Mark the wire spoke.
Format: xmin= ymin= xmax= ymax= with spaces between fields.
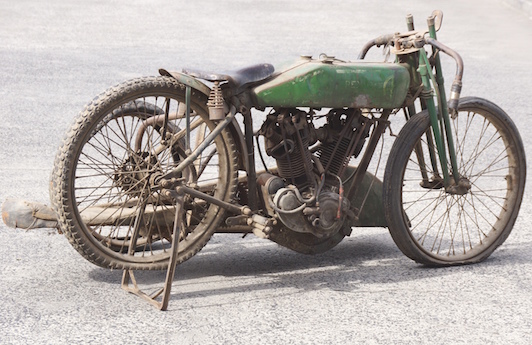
xmin=396 ymin=104 xmax=521 ymax=263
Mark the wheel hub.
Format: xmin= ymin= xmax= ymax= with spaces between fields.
xmin=446 ymin=177 xmax=471 ymax=195
xmin=114 ymin=152 xmax=160 ymax=198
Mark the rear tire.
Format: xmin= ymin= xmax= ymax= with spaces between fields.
xmin=50 ymin=76 xmax=238 ymax=270
xmin=383 ymin=97 xmax=526 ymax=266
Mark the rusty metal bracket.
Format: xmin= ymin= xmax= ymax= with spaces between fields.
xmin=121 ymin=189 xmax=185 ymax=310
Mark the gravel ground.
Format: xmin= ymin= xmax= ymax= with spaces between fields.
xmin=1 ymin=0 xmax=531 ymax=344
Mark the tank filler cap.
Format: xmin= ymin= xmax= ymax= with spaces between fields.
xmin=318 ymin=53 xmax=337 ymax=64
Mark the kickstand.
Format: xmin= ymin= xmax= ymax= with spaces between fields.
xmin=121 ymin=190 xmax=184 ymax=310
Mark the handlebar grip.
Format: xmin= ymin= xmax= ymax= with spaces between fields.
xmin=448 ymin=82 xmax=462 ymax=113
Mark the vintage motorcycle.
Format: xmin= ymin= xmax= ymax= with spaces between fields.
xmin=35 ymin=10 xmax=524 ymax=306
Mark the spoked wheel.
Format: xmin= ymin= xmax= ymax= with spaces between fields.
xmin=50 ymin=76 xmax=238 ymax=270
xmin=383 ymin=97 xmax=526 ymax=266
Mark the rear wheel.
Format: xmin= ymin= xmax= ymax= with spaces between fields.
xmin=383 ymin=97 xmax=526 ymax=266
xmin=50 ymin=76 xmax=238 ymax=270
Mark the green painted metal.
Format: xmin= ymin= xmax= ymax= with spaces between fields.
xmin=418 ymin=48 xmax=451 ymax=186
xmin=397 ymin=53 xmax=422 ymax=90
xmin=342 ymin=166 xmax=387 ymax=228
xmin=428 ymin=26 xmax=461 ymax=183
xmin=252 ymin=59 xmax=410 ymax=109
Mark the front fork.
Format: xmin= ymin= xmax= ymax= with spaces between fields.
xmin=416 ymin=45 xmax=461 ymax=192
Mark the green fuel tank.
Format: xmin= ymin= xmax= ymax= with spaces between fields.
xmin=252 ymin=57 xmax=410 ymax=109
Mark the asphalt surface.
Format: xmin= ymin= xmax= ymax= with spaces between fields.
xmin=1 ymin=0 xmax=532 ymax=344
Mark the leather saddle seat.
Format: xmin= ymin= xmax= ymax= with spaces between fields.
xmin=182 ymin=63 xmax=275 ymax=91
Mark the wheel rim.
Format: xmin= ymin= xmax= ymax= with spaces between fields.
xmin=71 ymin=95 xmax=229 ymax=264
xmin=400 ymin=106 xmax=521 ymax=262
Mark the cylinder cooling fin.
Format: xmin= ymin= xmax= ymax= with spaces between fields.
xmin=315 ymin=108 xmax=369 ymax=178
xmin=256 ymin=107 xmax=374 ymax=238
xmin=259 ymin=108 xmax=316 ymax=189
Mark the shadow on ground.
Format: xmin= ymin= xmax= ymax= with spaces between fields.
xmin=86 ymin=230 xmax=530 ymax=306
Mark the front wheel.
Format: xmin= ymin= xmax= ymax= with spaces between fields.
xmin=383 ymin=97 xmax=526 ymax=266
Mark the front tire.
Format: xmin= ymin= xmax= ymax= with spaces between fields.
xmin=383 ymin=97 xmax=526 ymax=266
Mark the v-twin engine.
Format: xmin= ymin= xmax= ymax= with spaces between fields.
xmin=258 ymin=108 xmax=369 ymax=237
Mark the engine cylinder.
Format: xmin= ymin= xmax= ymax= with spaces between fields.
xmin=317 ymin=136 xmax=351 ymax=177
xmin=275 ymin=136 xmax=312 ymax=185
xmin=260 ymin=109 xmax=314 ymax=188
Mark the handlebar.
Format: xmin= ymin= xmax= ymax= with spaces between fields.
xmin=424 ymin=37 xmax=463 ymax=113
xmin=357 ymin=34 xmax=394 ymax=60
xmin=357 ymin=30 xmax=463 ymax=113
